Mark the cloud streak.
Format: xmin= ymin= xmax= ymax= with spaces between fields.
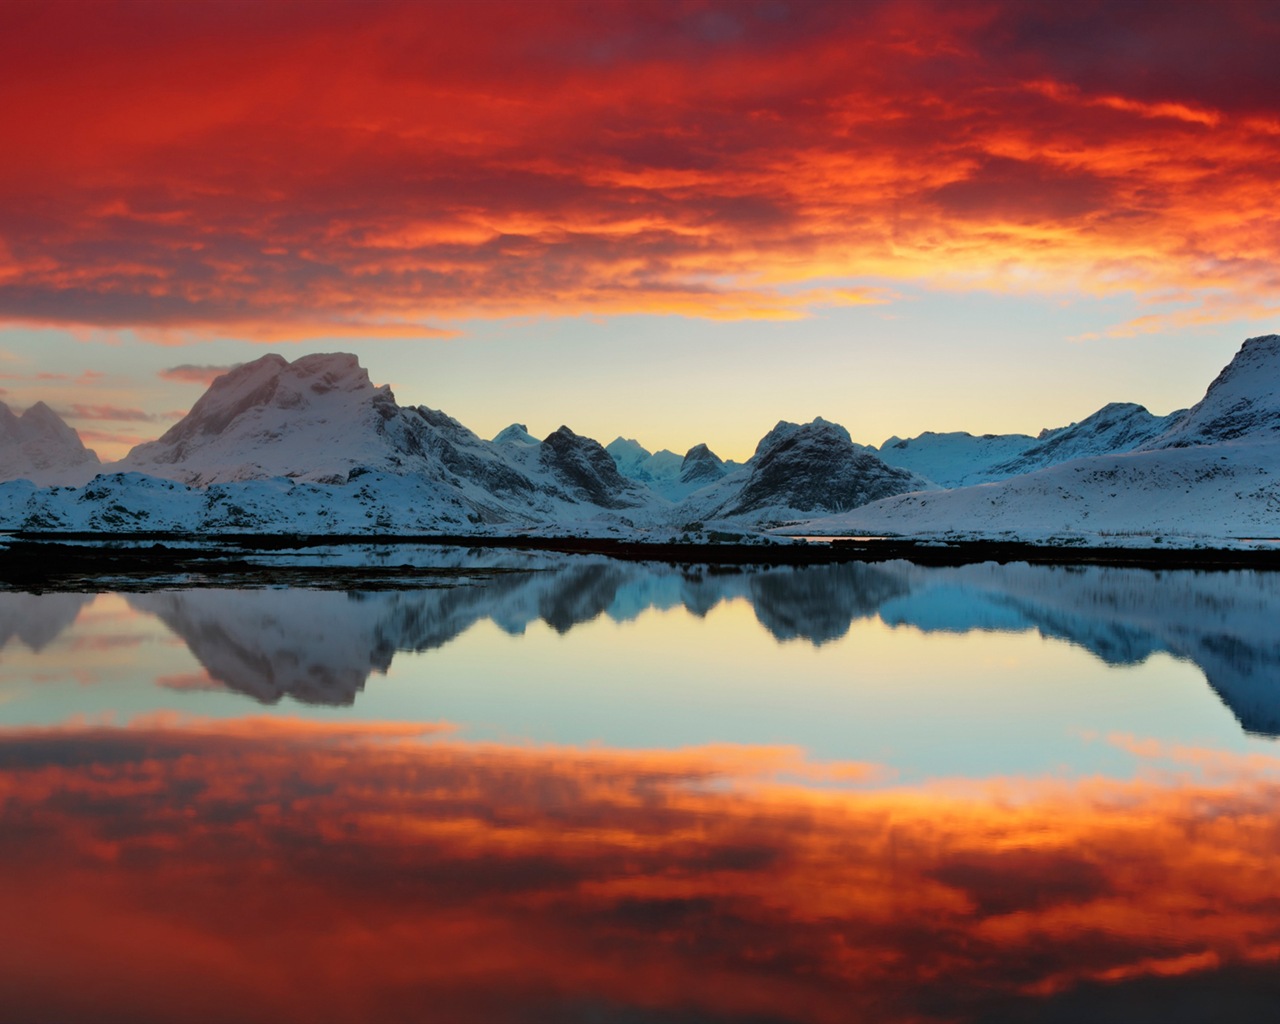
xmin=0 ymin=1 xmax=1277 ymax=341
xmin=158 ymin=364 xmax=241 ymax=386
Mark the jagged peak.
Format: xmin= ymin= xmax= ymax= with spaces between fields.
xmin=683 ymin=442 xmax=721 ymax=464
xmin=605 ymin=436 xmax=651 ymax=457
xmin=20 ymin=400 xmax=60 ymax=420
xmin=492 ymin=423 xmax=539 ymax=446
xmin=753 ymin=417 xmax=852 ymax=460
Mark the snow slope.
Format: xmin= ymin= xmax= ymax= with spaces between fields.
xmin=984 ymin=402 xmax=1182 ymax=479
xmin=875 ymin=430 xmax=1036 ymax=487
xmin=875 ymin=403 xmax=1182 ymax=488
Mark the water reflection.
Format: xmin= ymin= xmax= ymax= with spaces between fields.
xmin=6 ymin=557 xmax=1276 ymax=735
xmin=4 ymin=555 xmax=1280 ymax=1021
xmin=0 ymin=591 xmax=91 ymax=651
xmin=2 ymin=717 xmax=1278 ymax=1023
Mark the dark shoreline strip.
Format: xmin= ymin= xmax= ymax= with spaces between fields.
xmin=2 ymin=532 xmax=1279 ymax=591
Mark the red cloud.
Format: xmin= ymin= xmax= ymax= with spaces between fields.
xmin=0 ymin=1 xmax=1277 ymax=339
xmin=1 ymin=719 xmax=1279 ymax=1021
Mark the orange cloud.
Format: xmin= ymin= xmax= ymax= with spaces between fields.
xmin=2 ymin=717 xmax=1279 ymax=1022
xmin=0 ymin=2 xmax=1277 ymax=341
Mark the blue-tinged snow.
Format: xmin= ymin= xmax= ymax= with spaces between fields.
xmin=2 ymin=336 xmax=1279 ymax=543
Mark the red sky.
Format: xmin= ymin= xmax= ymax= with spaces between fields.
xmin=2 ymin=0 xmax=1279 ymax=457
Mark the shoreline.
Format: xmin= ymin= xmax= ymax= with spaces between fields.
xmin=3 ymin=531 xmax=1280 ymax=590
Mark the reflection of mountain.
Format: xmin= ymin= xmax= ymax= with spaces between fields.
xmin=0 ymin=592 xmax=91 ymax=651
xmin=876 ymin=563 xmax=1280 ymax=736
xmin=748 ymin=563 xmax=909 ymax=643
xmin=120 ymin=560 xmax=910 ymax=704
xmin=100 ymin=556 xmax=1280 ymax=734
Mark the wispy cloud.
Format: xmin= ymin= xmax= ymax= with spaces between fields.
xmin=158 ymin=364 xmax=240 ymax=386
xmin=54 ymin=403 xmax=156 ymax=423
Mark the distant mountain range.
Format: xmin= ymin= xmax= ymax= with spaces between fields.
xmin=1 ymin=335 xmax=1278 ymax=540
xmin=804 ymin=334 xmax=1280 ymax=542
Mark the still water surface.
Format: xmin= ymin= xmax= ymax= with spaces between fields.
xmin=3 ymin=551 xmax=1280 ymax=1022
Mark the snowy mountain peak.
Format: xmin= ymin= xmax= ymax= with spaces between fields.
xmin=683 ymin=442 xmax=720 ymax=465
xmin=752 ymin=417 xmax=851 ymax=461
xmin=19 ymin=401 xmax=77 ymax=440
xmin=118 ymin=352 xmax=406 ymax=484
xmin=493 ymin=423 xmax=540 ymax=446
xmin=0 ymin=399 xmax=100 ymax=484
xmin=698 ymin=417 xmax=927 ymax=520
xmin=540 ymin=426 xmax=646 ymax=508
xmin=1152 ymin=334 xmax=1280 ymax=448
xmin=606 ymin=435 xmax=685 ymax=493
xmin=679 ymin=442 xmax=727 ymax=488
xmin=606 ymin=437 xmax=651 ymax=460
xmin=983 ymin=400 xmax=1182 ymax=479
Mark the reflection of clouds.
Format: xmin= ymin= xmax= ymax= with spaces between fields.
xmin=155 ymin=671 xmax=224 ymax=693
xmin=2 ymin=718 xmax=1279 ymax=1023
xmin=65 ymin=633 xmax=147 ymax=653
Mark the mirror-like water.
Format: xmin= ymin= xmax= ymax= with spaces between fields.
xmin=3 ymin=552 xmax=1279 ymax=1022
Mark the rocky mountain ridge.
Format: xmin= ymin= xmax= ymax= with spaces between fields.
xmin=2 ymin=335 xmax=1277 ymax=539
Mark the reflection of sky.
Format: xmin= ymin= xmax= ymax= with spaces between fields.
xmin=3 ymin=715 xmax=1280 ymax=1024
xmin=0 ymin=588 xmax=1267 ymax=784
xmin=5 ymin=568 xmax=1280 ymax=1021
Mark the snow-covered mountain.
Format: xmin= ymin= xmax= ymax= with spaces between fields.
xmin=874 ymin=430 xmax=1036 ymax=488
xmin=118 ymin=353 xmax=499 ymax=487
xmin=491 ymin=423 xmax=540 ymax=447
xmin=805 ymin=335 xmax=1280 ymax=542
xmin=679 ymin=443 xmax=728 ymax=490
xmin=605 ymin=438 xmax=682 ymax=485
xmin=0 ymin=401 xmax=100 ymax=485
xmin=874 ymin=403 xmax=1182 ymax=488
xmin=983 ymin=402 xmax=1182 ymax=479
xmin=535 ymin=427 xmax=650 ymax=509
xmin=88 ymin=353 xmax=663 ymax=530
xmin=606 ymin=436 xmax=733 ymax=501
xmin=682 ymin=418 xmax=932 ymax=525
xmin=606 ymin=437 xmax=742 ymax=503
xmin=1150 ymin=333 xmax=1280 ymax=447
xmin=3 ymin=337 xmax=1278 ymax=541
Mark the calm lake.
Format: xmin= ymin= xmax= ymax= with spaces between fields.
xmin=3 ymin=548 xmax=1279 ymax=1023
